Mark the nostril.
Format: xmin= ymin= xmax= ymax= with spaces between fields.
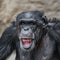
xmin=24 ymin=28 xmax=29 ymax=31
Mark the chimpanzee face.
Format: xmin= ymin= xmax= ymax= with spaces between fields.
xmin=17 ymin=20 xmax=43 ymax=51
xmin=16 ymin=11 xmax=47 ymax=51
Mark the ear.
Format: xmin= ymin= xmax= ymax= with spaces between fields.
xmin=42 ymin=16 xmax=48 ymax=24
xmin=37 ymin=16 xmax=48 ymax=28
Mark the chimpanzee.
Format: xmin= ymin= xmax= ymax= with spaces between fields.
xmin=0 ymin=11 xmax=60 ymax=60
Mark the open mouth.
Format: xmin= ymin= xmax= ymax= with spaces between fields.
xmin=21 ymin=38 xmax=32 ymax=49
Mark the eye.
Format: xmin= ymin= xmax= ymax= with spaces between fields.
xmin=19 ymin=21 xmax=25 ymax=25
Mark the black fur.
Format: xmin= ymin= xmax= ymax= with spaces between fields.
xmin=0 ymin=11 xmax=60 ymax=60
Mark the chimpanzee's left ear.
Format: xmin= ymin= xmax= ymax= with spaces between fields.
xmin=36 ymin=16 xmax=48 ymax=28
xmin=42 ymin=16 xmax=48 ymax=24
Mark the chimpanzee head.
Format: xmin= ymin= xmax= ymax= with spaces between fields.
xmin=16 ymin=11 xmax=48 ymax=51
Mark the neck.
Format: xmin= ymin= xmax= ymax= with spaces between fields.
xmin=20 ymin=50 xmax=34 ymax=60
xmin=16 ymin=48 xmax=34 ymax=60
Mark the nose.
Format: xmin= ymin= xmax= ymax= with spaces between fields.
xmin=24 ymin=27 xmax=29 ymax=31
xmin=20 ymin=26 xmax=34 ymax=39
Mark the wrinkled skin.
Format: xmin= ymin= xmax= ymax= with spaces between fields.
xmin=0 ymin=11 xmax=60 ymax=60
